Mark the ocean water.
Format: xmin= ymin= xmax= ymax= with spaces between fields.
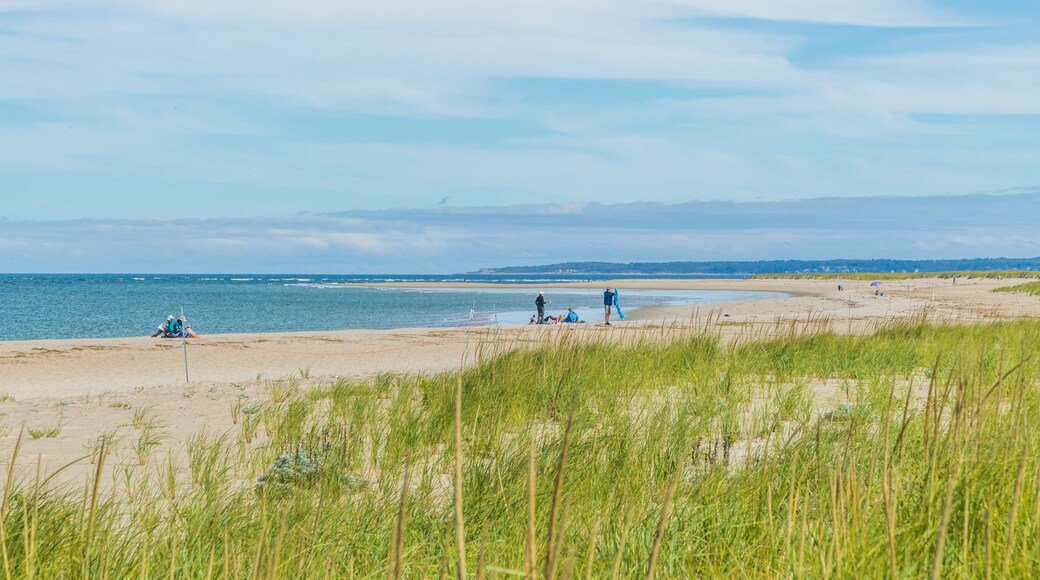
xmin=0 ymin=274 xmax=786 ymax=341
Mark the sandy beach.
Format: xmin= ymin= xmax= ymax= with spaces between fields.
xmin=1 ymin=276 xmax=1037 ymax=479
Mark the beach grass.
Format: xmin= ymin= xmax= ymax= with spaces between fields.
xmin=752 ymin=270 xmax=1040 ymax=281
xmin=994 ymin=281 xmax=1040 ymax=296
xmin=26 ymin=424 xmax=61 ymax=439
xmin=2 ymin=319 xmax=1040 ymax=576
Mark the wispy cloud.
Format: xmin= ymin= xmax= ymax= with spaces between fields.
xmin=1 ymin=191 xmax=1036 ymax=273
xmin=0 ymin=1 xmax=1038 ymax=221
xmin=672 ymin=0 xmax=963 ymax=27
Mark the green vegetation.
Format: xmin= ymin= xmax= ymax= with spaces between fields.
xmin=752 ymin=269 xmax=1040 ymax=281
xmin=994 ymin=280 xmax=1040 ymax=296
xmin=266 ymin=378 xmax=299 ymax=403
xmin=26 ymin=424 xmax=62 ymax=439
xmin=3 ymin=321 xmax=1040 ymax=577
xmin=82 ymin=430 xmax=121 ymax=464
xmin=131 ymin=426 xmax=164 ymax=466
xmin=129 ymin=405 xmax=160 ymax=430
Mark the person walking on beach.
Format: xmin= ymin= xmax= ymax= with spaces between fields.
xmin=535 ymin=291 xmax=550 ymax=324
xmin=603 ymin=288 xmax=615 ymax=325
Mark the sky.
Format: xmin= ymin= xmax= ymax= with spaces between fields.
xmin=1 ymin=1 xmax=1038 ymax=272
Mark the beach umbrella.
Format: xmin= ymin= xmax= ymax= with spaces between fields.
xmin=870 ymin=281 xmax=882 ymax=287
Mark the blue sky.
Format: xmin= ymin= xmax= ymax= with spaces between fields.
xmin=1 ymin=1 xmax=1038 ymax=271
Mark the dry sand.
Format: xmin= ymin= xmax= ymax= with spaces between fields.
xmin=1 ymin=277 xmax=1037 ymax=481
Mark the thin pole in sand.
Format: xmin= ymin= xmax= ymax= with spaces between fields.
xmin=181 ymin=307 xmax=189 ymax=384
xmin=847 ymin=286 xmax=852 ymax=334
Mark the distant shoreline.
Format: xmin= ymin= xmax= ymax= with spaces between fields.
xmin=462 ymin=272 xmax=751 ymax=276
xmin=347 ymin=278 xmax=825 ymax=297
xmin=468 ymin=256 xmax=1040 ymax=277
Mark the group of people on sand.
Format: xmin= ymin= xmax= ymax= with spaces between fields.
xmin=530 ymin=306 xmax=581 ymax=325
xmin=150 ymin=314 xmax=197 ymax=338
xmin=532 ymin=287 xmax=620 ymax=325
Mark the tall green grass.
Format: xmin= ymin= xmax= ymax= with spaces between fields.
xmin=2 ymin=320 xmax=1040 ymax=577
xmin=994 ymin=281 xmax=1040 ymax=296
xmin=752 ymin=270 xmax=1040 ymax=281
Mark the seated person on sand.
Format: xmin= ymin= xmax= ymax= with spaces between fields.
xmin=151 ymin=315 xmax=176 ymax=337
xmin=165 ymin=316 xmax=185 ymax=337
xmin=178 ymin=316 xmax=198 ymax=338
xmin=151 ymin=315 xmax=198 ymax=338
xmin=563 ymin=307 xmax=580 ymax=323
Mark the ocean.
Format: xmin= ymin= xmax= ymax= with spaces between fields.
xmin=0 ymin=274 xmax=786 ymax=341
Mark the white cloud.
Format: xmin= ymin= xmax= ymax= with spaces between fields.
xmin=4 ymin=0 xmax=949 ymax=113
xmin=0 ymin=0 xmax=1036 ymax=218
xmin=668 ymin=0 xmax=962 ymax=27
xmin=0 ymin=192 xmax=1036 ymax=272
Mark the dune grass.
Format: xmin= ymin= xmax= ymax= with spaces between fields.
xmin=2 ymin=320 xmax=1040 ymax=577
xmin=25 ymin=424 xmax=61 ymax=440
xmin=994 ymin=281 xmax=1040 ymax=297
xmin=752 ymin=270 xmax=1040 ymax=281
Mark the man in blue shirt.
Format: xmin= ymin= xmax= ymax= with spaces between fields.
xmin=603 ymin=288 xmax=615 ymax=325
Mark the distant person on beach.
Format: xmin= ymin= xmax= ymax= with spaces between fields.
xmin=564 ymin=307 xmax=579 ymax=323
xmin=151 ymin=315 xmax=176 ymax=337
xmin=603 ymin=288 xmax=615 ymax=325
xmin=151 ymin=314 xmax=197 ymax=338
xmin=535 ymin=291 xmax=550 ymax=324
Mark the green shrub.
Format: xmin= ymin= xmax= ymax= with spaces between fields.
xmin=254 ymin=452 xmax=318 ymax=497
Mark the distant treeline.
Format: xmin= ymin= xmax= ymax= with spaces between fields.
xmin=753 ymin=270 xmax=1040 ymax=281
xmin=476 ymin=257 xmax=1040 ymax=276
